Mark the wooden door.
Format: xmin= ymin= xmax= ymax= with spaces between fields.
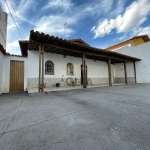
xmin=10 ymin=61 xmax=24 ymax=92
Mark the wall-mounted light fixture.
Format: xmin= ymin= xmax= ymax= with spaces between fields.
xmin=64 ymin=54 xmax=66 ymax=58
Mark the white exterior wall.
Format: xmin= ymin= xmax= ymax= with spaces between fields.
xmin=114 ymin=62 xmax=135 ymax=83
xmin=1 ymin=41 xmax=149 ymax=94
xmin=2 ymin=56 xmax=27 ymax=93
xmin=27 ymin=51 xmax=109 ymax=88
xmin=0 ymin=50 xmax=109 ymax=94
xmin=28 ymin=51 xmax=82 ymax=79
xmin=0 ymin=7 xmax=7 ymax=49
xmin=114 ymin=42 xmax=150 ymax=83
xmin=0 ymin=51 xmax=4 ymax=94
xmin=86 ymin=59 xmax=109 ymax=84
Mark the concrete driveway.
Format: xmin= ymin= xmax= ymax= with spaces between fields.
xmin=0 ymin=84 xmax=150 ymax=150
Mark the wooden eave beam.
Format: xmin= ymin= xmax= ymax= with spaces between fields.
xmin=47 ymin=44 xmax=140 ymax=62
xmin=46 ymin=44 xmax=129 ymax=62
xmin=29 ymin=40 xmax=140 ymax=63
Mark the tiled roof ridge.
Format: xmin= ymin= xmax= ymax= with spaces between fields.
xmin=30 ymin=30 xmax=91 ymax=48
xmin=67 ymin=38 xmax=90 ymax=47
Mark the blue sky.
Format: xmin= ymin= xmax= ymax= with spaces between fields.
xmin=0 ymin=0 xmax=150 ymax=55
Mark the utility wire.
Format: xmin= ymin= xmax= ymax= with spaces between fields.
xmin=9 ymin=0 xmax=25 ymax=39
xmin=4 ymin=0 xmax=24 ymax=40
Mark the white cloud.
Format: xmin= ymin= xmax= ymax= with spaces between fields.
xmin=35 ymin=0 xmax=126 ymax=38
xmin=91 ymin=0 xmax=150 ymax=38
xmin=7 ymin=40 xmax=21 ymax=55
xmin=7 ymin=40 xmax=18 ymax=47
xmin=43 ymin=0 xmax=73 ymax=11
xmin=0 ymin=0 xmax=35 ymax=26
xmin=91 ymin=19 xmax=112 ymax=37
xmin=16 ymin=0 xmax=37 ymax=25
xmin=81 ymin=0 xmax=114 ymax=17
xmin=118 ymin=26 xmax=150 ymax=41
xmin=34 ymin=15 xmax=76 ymax=37
xmin=0 ymin=0 xmax=36 ymax=53
xmin=80 ymin=0 xmax=125 ymax=19
xmin=137 ymin=26 xmax=150 ymax=36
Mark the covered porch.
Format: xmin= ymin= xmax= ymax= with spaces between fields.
xmin=19 ymin=30 xmax=141 ymax=93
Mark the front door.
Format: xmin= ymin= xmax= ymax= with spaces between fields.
xmin=10 ymin=61 xmax=24 ymax=92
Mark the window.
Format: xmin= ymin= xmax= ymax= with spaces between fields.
xmin=45 ymin=61 xmax=54 ymax=75
xmin=67 ymin=63 xmax=74 ymax=75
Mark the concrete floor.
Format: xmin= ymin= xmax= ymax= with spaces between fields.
xmin=0 ymin=84 xmax=150 ymax=150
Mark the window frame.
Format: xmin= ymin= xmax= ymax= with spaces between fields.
xmin=67 ymin=63 xmax=74 ymax=76
xmin=45 ymin=61 xmax=54 ymax=75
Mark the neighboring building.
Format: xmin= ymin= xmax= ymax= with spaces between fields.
xmin=0 ymin=30 xmax=141 ymax=94
xmin=0 ymin=6 xmax=7 ymax=50
xmin=113 ymin=41 xmax=150 ymax=83
xmin=0 ymin=5 xmax=8 ymax=95
xmin=105 ymin=35 xmax=150 ymax=51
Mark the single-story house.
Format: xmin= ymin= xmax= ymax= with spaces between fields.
xmin=0 ymin=30 xmax=143 ymax=94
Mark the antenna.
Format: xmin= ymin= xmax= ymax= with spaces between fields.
xmin=64 ymin=23 xmax=67 ymax=39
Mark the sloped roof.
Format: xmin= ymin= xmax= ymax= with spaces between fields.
xmin=105 ymin=35 xmax=150 ymax=50
xmin=19 ymin=40 xmax=29 ymax=56
xmin=67 ymin=38 xmax=90 ymax=47
xmin=0 ymin=44 xmax=6 ymax=55
xmin=134 ymin=35 xmax=150 ymax=42
xmin=19 ymin=30 xmax=141 ymax=63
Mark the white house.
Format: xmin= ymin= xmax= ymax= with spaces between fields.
xmin=1 ymin=30 xmax=150 ymax=95
xmin=0 ymin=30 xmax=140 ymax=94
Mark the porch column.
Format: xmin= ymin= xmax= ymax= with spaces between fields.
xmin=82 ymin=53 xmax=86 ymax=88
xmin=38 ymin=44 xmax=42 ymax=92
xmin=84 ymin=53 xmax=87 ymax=88
xmin=108 ymin=57 xmax=112 ymax=86
xmin=41 ymin=44 xmax=44 ymax=92
xmin=124 ymin=61 xmax=128 ymax=84
xmin=133 ymin=61 xmax=137 ymax=83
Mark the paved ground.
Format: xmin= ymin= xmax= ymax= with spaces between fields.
xmin=0 ymin=84 xmax=150 ymax=150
